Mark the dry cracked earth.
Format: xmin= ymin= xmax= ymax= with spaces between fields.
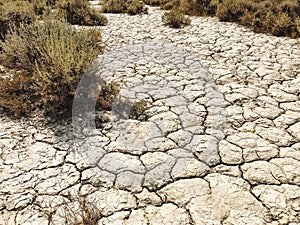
xmin=1 ymin=1 xmax=300 ymax=225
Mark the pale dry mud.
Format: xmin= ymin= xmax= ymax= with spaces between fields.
xmin=0 ymin=2 xmax=300 ymax=225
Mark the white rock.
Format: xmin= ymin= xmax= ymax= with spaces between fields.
xmin=288 ymin=122 xmax=300 ymax=140
xmin=145 ymin=204 xmax=190 ymax=225
xmin=187 ymin=174 xmax=268 ymax=225
xmin=158 ymin=178 xmax=210 ymax=206
xmin=219 ymin=140 xmax=243 ymax=164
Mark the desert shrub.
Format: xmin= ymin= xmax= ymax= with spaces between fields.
xmin=126 ymin=0 xmax=148 ymax=15
xmin=162 ymin=10 xmax=191 ymax=28
xmin=129 ymin=99 xmax=149 ymax=121
xmin=0 ymin=72 xmax=34 ymax=116
xmin=102 ymin=0 xmax=147 ymax=15
xmin=95 ymin=82 xmax=120 ymax=111
xmin=45 ymin=193 xmax=104 ymax=225
xmin=57 ymin=0 xmax=108 ymax=26
xmin=196 ymin=0 xmax=216 ymax=15
xmin=280 ymin=0 xmax=300 ymax=15
xmin=143 ymin=0 xmax=161 ymax=6
xmin=101 ymin=0 xmax=127 ymax=13
xmin=147 ymin=0 xmax=214 ymax=15
xmin=46 ymin=0 xmax=58 ymax=6
xmin=177 ymin=0 xmax=199 ymax=15
xmin=163 ymin=0 xmax=179 ymax=10
xmin=0 ymin=0 xmax=39 ymax=40
xmin=270 ymin=11 xmax=298 ymax=36
xmin=0 ymin=19 xmax=103 ymax=117
xmin=211 ymin=0 xmax=300 ymax=37
xmin=214 ymin=0 xmax=255 ymax=21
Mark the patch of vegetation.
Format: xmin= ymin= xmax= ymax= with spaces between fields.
xmin=147 ymin=0 xmax=300 ymax=37
xmin=0 ymin=19 xmax=103 ymax=118
xmin=45 ymin=193 xmax=103 ymax=225
xmin=102 ymin=0 xmax=126 ymax=13
xmin=212 ymin=0 xmax=300 ymax=37
xmin=129 ymin=99 xmax=149 ymax=121
xmin=95 ymin=82 xmax=120 ymax=111
xmin=126 ymin=0 xmax=148 ymax=15
xmin=0 ymin=0 xmax=40 ymax=41
xmin=143 ymin=0 xmax=161 ymax=6
xmin=56 ymin=0 xmax=108 ymax=26
xmin=162 ymin=9 xmax=191 ymax=28
xmin=102 ymin=0 xmax=148 ymax=15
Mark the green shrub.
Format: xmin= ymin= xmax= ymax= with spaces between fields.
xmin=177 ymin=0 xmax=199 ymax=15
xmin=0 ymin=19 xmax=103 ymax=117
xmin=0 ymin=72 xmax=34 ymax=116
xmin=57 ymin=0 xmax=108 ymax=26
xmin=143 ymin=0 xmax=161 ymax=6
xmin=129 ymin=99 xmax=149 ymax=121
xmin=101 ymin=0 xmax=126 ymax=13
xmin=212 ymin=0 xmax=300 ymax=37
xmin=95 ymin=82 xmax=120 ymax=111
xmin=215 ymin=0 xmax=255 ymax=21
xmin=163 ymin=0 xmax=179 ymax=10
xmin=162 ymin=10 xmax=191 ymax=28
xmin=0 ymin=0 xmax=39 ymax=40
xmin=102 ymin=0 xmax=147 ymax=15
xmin=157 ymin=0 xmax=300 ymax=37
xmin=46 ymin=0 xmax=58 ymax=6
xmin=126 ymin=0 xmax=148 ymax=15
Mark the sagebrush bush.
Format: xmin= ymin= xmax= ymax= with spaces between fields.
xmin=162 ymin=10 xmax=191 ymax=28
xmin=214 ymin=0 xmax=254 ymax=21
xmin=57 ymin=0 xmax=107 ymax=26
xmin=126 ymin=0 xmax=148 ymax=15
xmin=146 ymin=0 xmax=300 ymax=37
xmin=143 ymin=0 xmax=161 ymax=6
xmin=163 ymin=0 xmax=179 ymax=10
xmin=102 ymin=0 xmax=147 ymax=15
xmin=95 ymin=82 xmax=120 ymax=111
xmin=0 ymin=19 xmax=103 ymax=117
xmin=212 ymin=0 xmax=300 ymax=37
xmin=0 ymin=0 xmax=38 ymax=40
xmin=129 ymin=99 xmax=149 ymax=121
xmin=101 ymin=0 xmax=126 ymax=13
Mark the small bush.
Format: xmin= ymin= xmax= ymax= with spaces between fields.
xmin=102 ymin=0 xmax=147 ymax=15
xmin=129 ymin=99 xmax=149 ymax=121
xmin=126 ymin=0 xmax=148 ymax=15
xmin=102 ymin=0 xmax=126 ymax=13
xmin=0 ymin=19 xmax=103 ymax=117
xmin=95 ymin=82 xmax=120 ymax=111
xmin=143 ymin=0 xmax=161 ymax=6
xmin=157 ymin=0 xmax=300 ymax=37
xmin=0 ymin=0 xmax=39 ymax=41
xmin=177 ymin=0 xmax=199 ymax=15
xmin=57 ymin=0 xmax=108 ymax=26
xmin=45 ymin=193 xmax=104 ymax=225
xmin=163 ymin=0 xmax=179 ymax=10
xmin=162 ymin=10 xmax=191 ymax=28
xmin=212 ymin=0 xmax=300 ymax=37
xmin=215 ymin=0 xmax=255 ymax=22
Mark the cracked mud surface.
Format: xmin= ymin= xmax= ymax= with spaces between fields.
xmin=1 ymin=2 xmax=300 ymax=225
